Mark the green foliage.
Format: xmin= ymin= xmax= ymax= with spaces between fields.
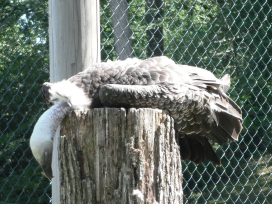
xmin=1 ymin=0 xmax=271 ymax=203
xmin=0 ymin=0 xmax=50 ymax=203
xmin=101 ymin=0 xmax=271 ymax=149
xmin=101 ymin=0 xmax=271 ymax=202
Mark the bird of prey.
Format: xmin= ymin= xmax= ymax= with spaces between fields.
xmin=30 ymin=56 xmax=242 ymax=178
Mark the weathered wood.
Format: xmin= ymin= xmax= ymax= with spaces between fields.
xmin=49 ymin=1 xmax=100 ymax=202
xmin=59 ymin=108 xmax=183 ymax=203
xmin=49 ymin=0 xmax=100 ymax=82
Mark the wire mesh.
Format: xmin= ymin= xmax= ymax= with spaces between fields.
xmin=1 ymin=0 xmax=271 ymax=203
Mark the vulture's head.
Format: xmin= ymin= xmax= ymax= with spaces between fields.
xmin=30 ymin=101 xmax=72 ymax=178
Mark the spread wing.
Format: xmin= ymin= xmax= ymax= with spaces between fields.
xmin=42 ymin=56 xmax=242 ymax=165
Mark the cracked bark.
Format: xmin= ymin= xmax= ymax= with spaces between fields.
xmin=59 ymin=108 xmax=183 ymax=203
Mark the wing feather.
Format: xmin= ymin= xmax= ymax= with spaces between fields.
xmin=42 ymin=56 xmax=242 ymax=165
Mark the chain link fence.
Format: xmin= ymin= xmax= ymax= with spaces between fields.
xmin=1 ymin=0 xmax=271 ymax=203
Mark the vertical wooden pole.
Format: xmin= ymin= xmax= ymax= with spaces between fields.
xmin=48 ymin=0 xmax=100 ymax=203
xmin=49 ymin=0 xmax=100 ymax=83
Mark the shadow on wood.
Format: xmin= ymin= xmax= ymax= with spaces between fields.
xmin=59 ymin=108 xmax=183 ymax=203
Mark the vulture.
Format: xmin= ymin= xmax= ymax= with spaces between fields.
xmin=30 ymin=56 xmax=242 ymax=179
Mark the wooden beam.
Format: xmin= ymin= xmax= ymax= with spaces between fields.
xmin=49 ymin=0 xmax=100 ymax=83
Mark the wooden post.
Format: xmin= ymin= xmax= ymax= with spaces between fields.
xmin=59 ymin=108 xmax=183 ymax=203
xmin=49 ymin=0 xmax=100 ymax=82
xmin=48 ymin=0 xmax=100 ymax=203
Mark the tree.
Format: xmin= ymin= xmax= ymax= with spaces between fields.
xmin=1 ymin=0 xmax=271 ymax=202
xmin=0 ymin=0 xmax=50 ymax=203
xmin=145 ymin=0 xmax=164 ymax=57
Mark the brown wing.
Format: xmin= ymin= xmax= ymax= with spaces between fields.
xmin=42 ymin=56 xmax=242 ymax=165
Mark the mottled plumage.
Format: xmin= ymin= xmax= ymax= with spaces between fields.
xmin=40 ymin=56 xmax=242 ymax=172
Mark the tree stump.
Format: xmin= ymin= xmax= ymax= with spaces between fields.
xmin=58 ymin=108 xmax=183 ymax=203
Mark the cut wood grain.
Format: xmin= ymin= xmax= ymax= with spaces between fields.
xmin=59 ymin=108 xmax=183 ymax=203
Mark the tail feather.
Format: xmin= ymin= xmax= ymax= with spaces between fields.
xmin=187 ymin=138 xmax=199 ymax=163
xmin=179 ymin=137 xmax=191 ymax=160
xmin=204 ymin=139 xmax=221 ymax=166
xmin=191 ymin=139 xmax=205 ymax=164
xmin=220 ymin=74 xmax=230 ymax=92
xmin=214 ymin=93 xmax=242 ymax=120
xmin=215 ymin=112 xmax=242 ymax=141
xmin=209 ymin=126 xmax=232 ymax=145
xmin=179 ymin=135 xmax=221 ymax=165
xmin=211 ymin=99 xmax=242 ymax=141
xmin=209 ymin=90 xmax=242 ymax=141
